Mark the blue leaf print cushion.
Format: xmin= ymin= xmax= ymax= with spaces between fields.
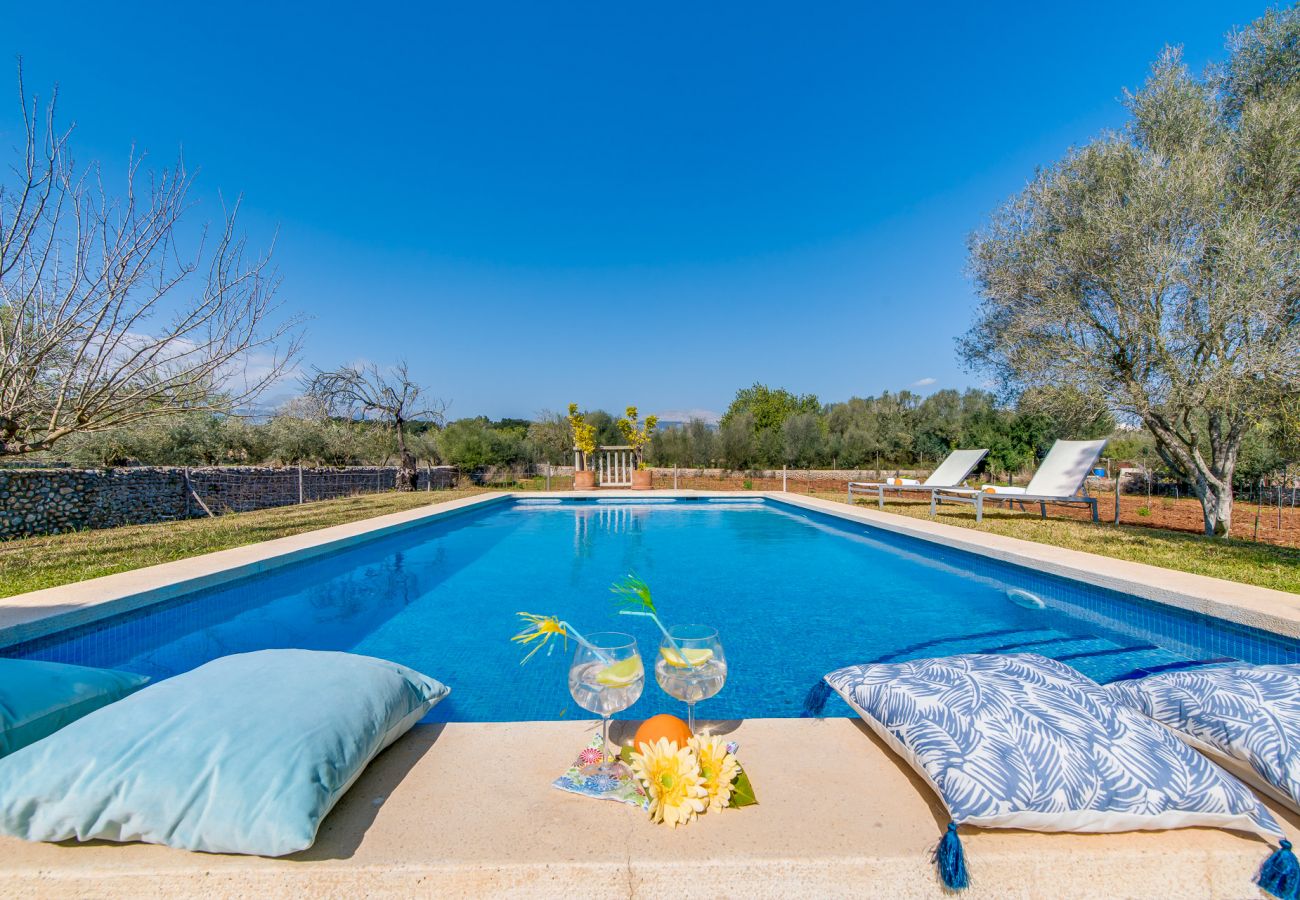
xmin=824 ymin=653 xmax=1280 ymax=838
xmin=1107 ymin=664 xmax=1300 ymax=813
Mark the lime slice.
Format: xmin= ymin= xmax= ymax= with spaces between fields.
xmin=660 ymin=647 xmax=714 ymax=669
xmin=596 ymin=656 xmax=642 ymax=687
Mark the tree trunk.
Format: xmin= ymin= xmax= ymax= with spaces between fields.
xmin=1191 ymin=476 xmax=1233 ymax=537
xmin=1145 ymin=415 xmax=1237 ymax=537
xmin=395 ymin=449 xmax=418 ymax=492
xmin=394 ymin=418 xmax=417 ymax=492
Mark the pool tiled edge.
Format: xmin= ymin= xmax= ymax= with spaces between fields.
xmin=0 ymin=492 xmax=513 ymax=648
xmin=2 ymin=489 xmax=1296 ymax=654
xmin=772 ymin=492 xmax=1300 ymax=640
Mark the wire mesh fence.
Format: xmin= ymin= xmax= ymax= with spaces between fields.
xmin=501 ymin=462 xmax=1300 ymax=548
xmin=184 ymin=465 xmax=459 ymax=515
xmin=5 ymin=457 xmax=1296 ymax=546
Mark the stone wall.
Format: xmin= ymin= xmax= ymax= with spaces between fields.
xmin=0 ymin=467 xmax=187 ymax=539
xmin=0 ymin=465 xmax=458 ymax=541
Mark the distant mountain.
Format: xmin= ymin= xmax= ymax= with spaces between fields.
xmin=654 ymin=419 xmax=720 ymax=432
xmin=651 ymin=409 xmax=721 ymax=430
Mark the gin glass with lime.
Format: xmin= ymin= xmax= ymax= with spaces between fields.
xmin=568 ymin=632 xmax=644 ymax=773
xmin=655 ymin=625 xmax=726 ymax=733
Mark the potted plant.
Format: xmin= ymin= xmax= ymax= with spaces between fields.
xmin=617 ymin=406 xmax=658 ymax=490
xmin=569 ymin=404 xmax=598 ymax=490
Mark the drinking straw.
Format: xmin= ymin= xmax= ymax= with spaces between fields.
xmin=611 ymin=574 xmax=690 ymax=665
xmin=512 ymin=612 xmax=614 ymax=664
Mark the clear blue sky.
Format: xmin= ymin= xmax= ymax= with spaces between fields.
xmin=0 ymin=1 xmax=1270 ymax=421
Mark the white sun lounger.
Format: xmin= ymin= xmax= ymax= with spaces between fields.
xmin=846 ymin=448 xmax=990 ymax=508
xmin=930 ymin=439 xmax=1107 ymax=523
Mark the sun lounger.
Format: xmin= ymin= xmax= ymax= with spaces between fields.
xmin=847 ymin=449 xmax=989 ymax=508
xmin=930 ymin=439 xmax=1106 ymax=523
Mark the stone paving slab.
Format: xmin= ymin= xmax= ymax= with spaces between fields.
xmin=0 ymin=718 xmax=1293 ymax=898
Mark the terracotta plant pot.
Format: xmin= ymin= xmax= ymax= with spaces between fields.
xmin=631 ymin=469 xmax=652 ymax=490
xmin=574 ymin=470 xmax=597 ymax=491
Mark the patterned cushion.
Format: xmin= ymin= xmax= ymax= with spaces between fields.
xmin=824 ymin=653 xmax=1280 ymax=838
xmin=1107 ymin=664 xmax=1300 ymax=813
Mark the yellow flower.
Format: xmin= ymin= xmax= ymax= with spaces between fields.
xmin=689 ymin=735 xmax=741 ymax=812
xmin=630 ymin=737 xmax=708 ymax=827
xmin=511 ymin=612 xmax=567 ymax=663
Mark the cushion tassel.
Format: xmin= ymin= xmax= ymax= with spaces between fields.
xmin=800 ymin=681 xmax=832 ymax=718
xmin=934 ymin=822 xmax=969 ymax=892
xmin=1257 ymin=839 xmax=1300 ymax=900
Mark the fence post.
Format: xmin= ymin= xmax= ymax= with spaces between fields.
xmin=674 ymin=464 xmax=678 ymax=489
xmin=546 ymin=465 xmax=551 ymax=491
xmin=1113 ymin=472 xmax=1121 ymax=525
xmin=782 ymin=465 xmax=787 ymax=492
xmin=297 ymin=464 xmax=304 ymax=504
xmin=1255 ymin=478 xmax=1264 ymax=541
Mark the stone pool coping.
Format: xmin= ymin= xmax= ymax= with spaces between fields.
xmin=0 ymin=717 xmax=1294 ymax=898
xmin=2 ymin=488 xmax=1298 ymax=649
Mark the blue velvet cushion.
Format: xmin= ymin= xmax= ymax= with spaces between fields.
xmin=1107 ymin=664 xmax=1300 ymax=812
xmin=824 ymin=653 xmax=1281 ymax=838
xmin=0 ymin=658 xmax=149 ymax=757
xmin=0 ymin=649 xmax=448 ymax=856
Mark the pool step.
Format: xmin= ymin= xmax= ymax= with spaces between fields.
xmin=872 ymin=627 xmax=1207 ymax=686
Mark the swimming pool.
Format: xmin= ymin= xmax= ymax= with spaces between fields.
xmin=5 ymin=497 xmax=1298 ymax=722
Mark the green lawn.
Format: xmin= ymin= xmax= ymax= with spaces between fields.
xmin=812 ymin=492 xmax=1300 ymax=595
xmin=0 ymin=489 xmax=488 ymax=598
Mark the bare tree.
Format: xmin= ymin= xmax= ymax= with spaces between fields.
xmin=961 ymin=10 xmax=1300 ymax=537
xmin=305 ymin=361 xmax=445 ymax=490
xmin=0 ymin=66 xmax=301 ymax=457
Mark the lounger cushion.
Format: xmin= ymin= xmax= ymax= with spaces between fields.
xmin=824 ymin=653 xmax=1279 ymax=838
xmin=0 ymin=658 xmax=148 ymax=757
xmin=0 ymin=649 xmax=448 ymax=856
xmin=1107 ymin=664 xmax=1300 ymax=813
xmin=982 ymin=485 xmax=1026 ymax=494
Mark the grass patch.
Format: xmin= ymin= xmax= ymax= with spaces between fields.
xmin=813 ymin=493 xmax=1300 ymax=595
xmin=0 ymin=489 xmax=488 ymax=598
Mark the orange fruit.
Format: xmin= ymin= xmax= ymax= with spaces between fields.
xmin=634 ymin=713 xmax=692 ymax=751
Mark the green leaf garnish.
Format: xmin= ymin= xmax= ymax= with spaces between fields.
xmin=730 ymin=766 xmax=758 ymax=808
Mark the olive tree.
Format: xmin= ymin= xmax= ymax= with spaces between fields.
xmin=306 ymin=361 xmax=444 ymax=490
xmin=960 ymin=9 xmax=1300 ymax=536
xmin=526 ymin=410 xmax=573 ymax=465
xmin=0 ymin=68 xmax=300 ymax=456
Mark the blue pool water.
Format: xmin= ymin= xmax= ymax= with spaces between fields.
xmin=6 ymin=498 xmax=1299 ymax=722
